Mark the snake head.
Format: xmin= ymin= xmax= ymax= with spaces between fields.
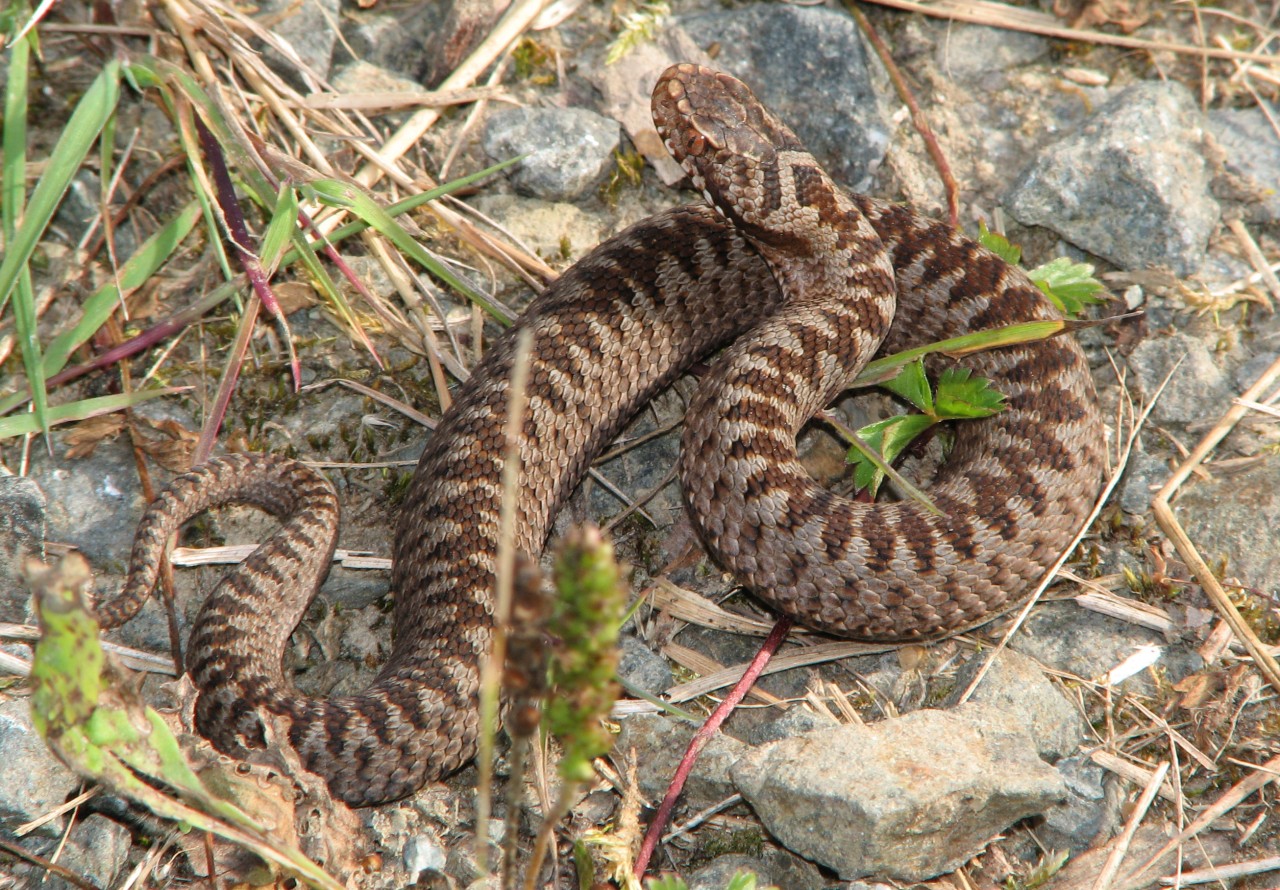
xmin=652 ymin=63 xmax=808 ymax=235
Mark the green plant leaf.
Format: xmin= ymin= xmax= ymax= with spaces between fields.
xmin=260 ymin=181 xmax=300 ymax=273
xmin=1028 ymin=256 xmax=1105 ymax=316
xmin=27 ymin=555 xmax=344 ymax=890
xmin=0 ymin=388 xmax=182 ymax=440
xmin=934 ymin=367 xmax=1006 ymax=419
xmin=0 ymin=58 xmax=121 ymax=313
xmin=978 ymin=220 xmax=1021 ymax=265
xmin=39 ymin=201 xmax=203 ymax=382
xmin=307 ymin=178 xmax=513 ymax=324
xmin=881 ymin=358 xmax=933 ymax=414
xmin=848 ymin=413 xmax=937 ymax=496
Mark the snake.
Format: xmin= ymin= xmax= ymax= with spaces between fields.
xmin=95 ymin=64 xmax=1104 ymax=806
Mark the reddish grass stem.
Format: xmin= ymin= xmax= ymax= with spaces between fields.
xmin=633 ymin=614 xmax=795 ymax=879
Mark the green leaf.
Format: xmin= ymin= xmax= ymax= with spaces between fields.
xmin=27 ymin=555 xmax=345 ymax=890
xmin=307 ymin=178 xmax=513 ymax=324
xmin=978 ymin=220 xmax=1021 ymax=265
xmin=40 ymin=201 xmax=203 ymax=380
xmin=0 ymin=57 xmax=121 ymax=437
xmin=260 ymin=182 xmax=300 ymax=273
xmin=1028 ymin=256 xmax=1105 ymax=316
xmin=848 ymin=413 xmax=936 ymax=496
xmin=934 ymin=367 xmax=1006 ymax=419
xmin=0 ymin=58 xmax=121 ymax=313
xmin=0 ymin=388 xmax=183 ymax=440
xmin=854 ymin=319 xmax=1064 ymax=389
xmin=881 ymin=358 xmax=933 ymax=414
xmin=646 ymin=877 xmax=689 ymax=890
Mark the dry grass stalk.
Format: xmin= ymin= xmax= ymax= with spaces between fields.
xmin=661 ymin=642 xmax=789 ymax=708
xmin=1067 ymin=584 xmax=1179 ymax=635
xmin=863 ymin=0 xmax=1280 ymax=66
xmin=1121 ymin=753 xmax=1280 ymax=886
xmin=644 ymin=577 xmax=781 ymax=636
xmin=1089 ymin=751 xmax=1178 ymax=802
xmin=1091 ymin=760 xmax=1170 ymax=890
xmin=1169 ymin=854 xmax=1280 ymax=885
xmin=476 ymin=326 xmax=535 ymax=877
xmin=664 ymin=640 xmax=893 ymax=703
xmin=1226 ymin=218 xmax=1280 ymax=309
xmin=1 ymin=624 xmax=177 ymax=676
xmin=348 ymin=0 xmax=554 ymax=191
xmin=299 ymin=85 xmax=511 ymax=111
xmin=1152 ymin=352 xmax=1280 ymax=696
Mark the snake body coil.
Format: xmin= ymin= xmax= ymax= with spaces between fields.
xmin=98 ymin=64 xmax=1103 ymax=806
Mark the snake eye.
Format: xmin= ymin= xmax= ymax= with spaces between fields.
xmin=687 ymin=132 xmax=706 ymax=156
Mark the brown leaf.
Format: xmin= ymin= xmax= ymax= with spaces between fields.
xmin=63 ymin=414 xmax=127 ymax=458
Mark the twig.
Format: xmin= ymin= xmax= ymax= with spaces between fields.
xmin=1151 ymin=352 xmax=1280 ymax=696
xmin=0 ymin=834 xmax=103 ymax=890
xmin=844 ymin=1 xmax=960 ymax=226
xmin=1121 ymin=754 xmax=1280 ymax=887
xmin=634 ymin=615 xmax=794 ymax=878
xmin=862 ymin=0 xmax=1280 ymax=65
xmin=1092 ymin=761 xmax=1170 ymax=890
xmin=476 ymin=327 xmax=536 ymax=878
xmin=1164 ymin=854 xmax=1280 ymax=885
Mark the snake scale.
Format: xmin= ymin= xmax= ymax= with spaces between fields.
xmin=97 ymin=64 xmax=1104 ymax=806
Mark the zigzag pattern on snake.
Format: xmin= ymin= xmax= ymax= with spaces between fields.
xmin=96 ymin=64 xmax=1104 ymax=806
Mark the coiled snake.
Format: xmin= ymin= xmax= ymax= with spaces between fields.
xmin=97 ymin=64 xmax=1104 ymax=806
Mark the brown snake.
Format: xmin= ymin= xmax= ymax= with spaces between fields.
xmin=97 ymin=64 xmax=1104 ymax=806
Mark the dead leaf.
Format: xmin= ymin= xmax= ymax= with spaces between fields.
xmin=64 ymin=414 xmax=127 ymax=458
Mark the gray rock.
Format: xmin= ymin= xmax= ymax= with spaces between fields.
xmin=744 ymin=705 xmax=840 ymax=747
xmin=1007 ymin=81 xmax=1220 ymax=276
xmin=1119 ymin=448 xmax=1168 ymax=516
xmin=1235 ymin=351 xmax=1280 ymax=393
xmin=1175 ymin=459 xmax=1280 ymax=598
xmin=339 ymin=4 xmax=437 ymax=81
xmin=403 ymin=828 xmax=447 ymax=879
xmin=1126 ymin=331 xmax=1232 ymax=426
xmin=616 ymin=713 xmax=748 ymax=809
xmin=26 ymin=441 xmax=144 ymax=566
xmin=0 ymin=473 xmax=45 ymax=623
xmin=617 ymin=633 xmax=674 ymax=697
xmin=947 ymin=648 xmax=1084 ymax=762
xmin=681 ymin=4 xmax=893 ymax=192
xmin=257 ymin=0 xmax=341 ymax=82
xmin=1012 ymin=603 xmax=1201 ymax=695
xmin=686 ymin=848 xmax=826 ymax=890
xmin=0 ymin=698 xmax=79 ymax=836
xmin=1210 ymin=107 xmax=1280 ymax=223
xmin=730 ymin=709 xmax=1067 ymax=881
xmin=483 ymin=107 xmax=620 ymax=202
xmin=44 ymin=814 xmax=132 ymax=890
xmin=935 ymin=23 xmax=1049 ymax=81
xmin=1039 ymin=755 xmax=1122 ymax=855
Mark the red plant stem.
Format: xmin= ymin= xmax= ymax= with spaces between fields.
xmin=633 ymin=615 xmax=795 ymax=878
xmin=193 ymin=113 xmax=301 ymax=392
xmin=844 ymin=1 xmax=960 ymax=228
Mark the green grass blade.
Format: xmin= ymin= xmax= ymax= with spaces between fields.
xmin=854 ymin=319 xmax=1064 ymax=388
xmin=308 ymin=178 xmax=514 ymax=324
xmin=0 ymin=58 xmax=122 ymax=312
xmin=260 ymin=182 xmax=299 ymax=272
xmin=40 ymin=201 xmax=203 ymax=380
xmin=2 ymin=13 xmax=30 ymax=237
xmin=0 ymin=57 xmax=122 ymax=437
xmin=0 ymin=388 xmax=183 ymax=440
